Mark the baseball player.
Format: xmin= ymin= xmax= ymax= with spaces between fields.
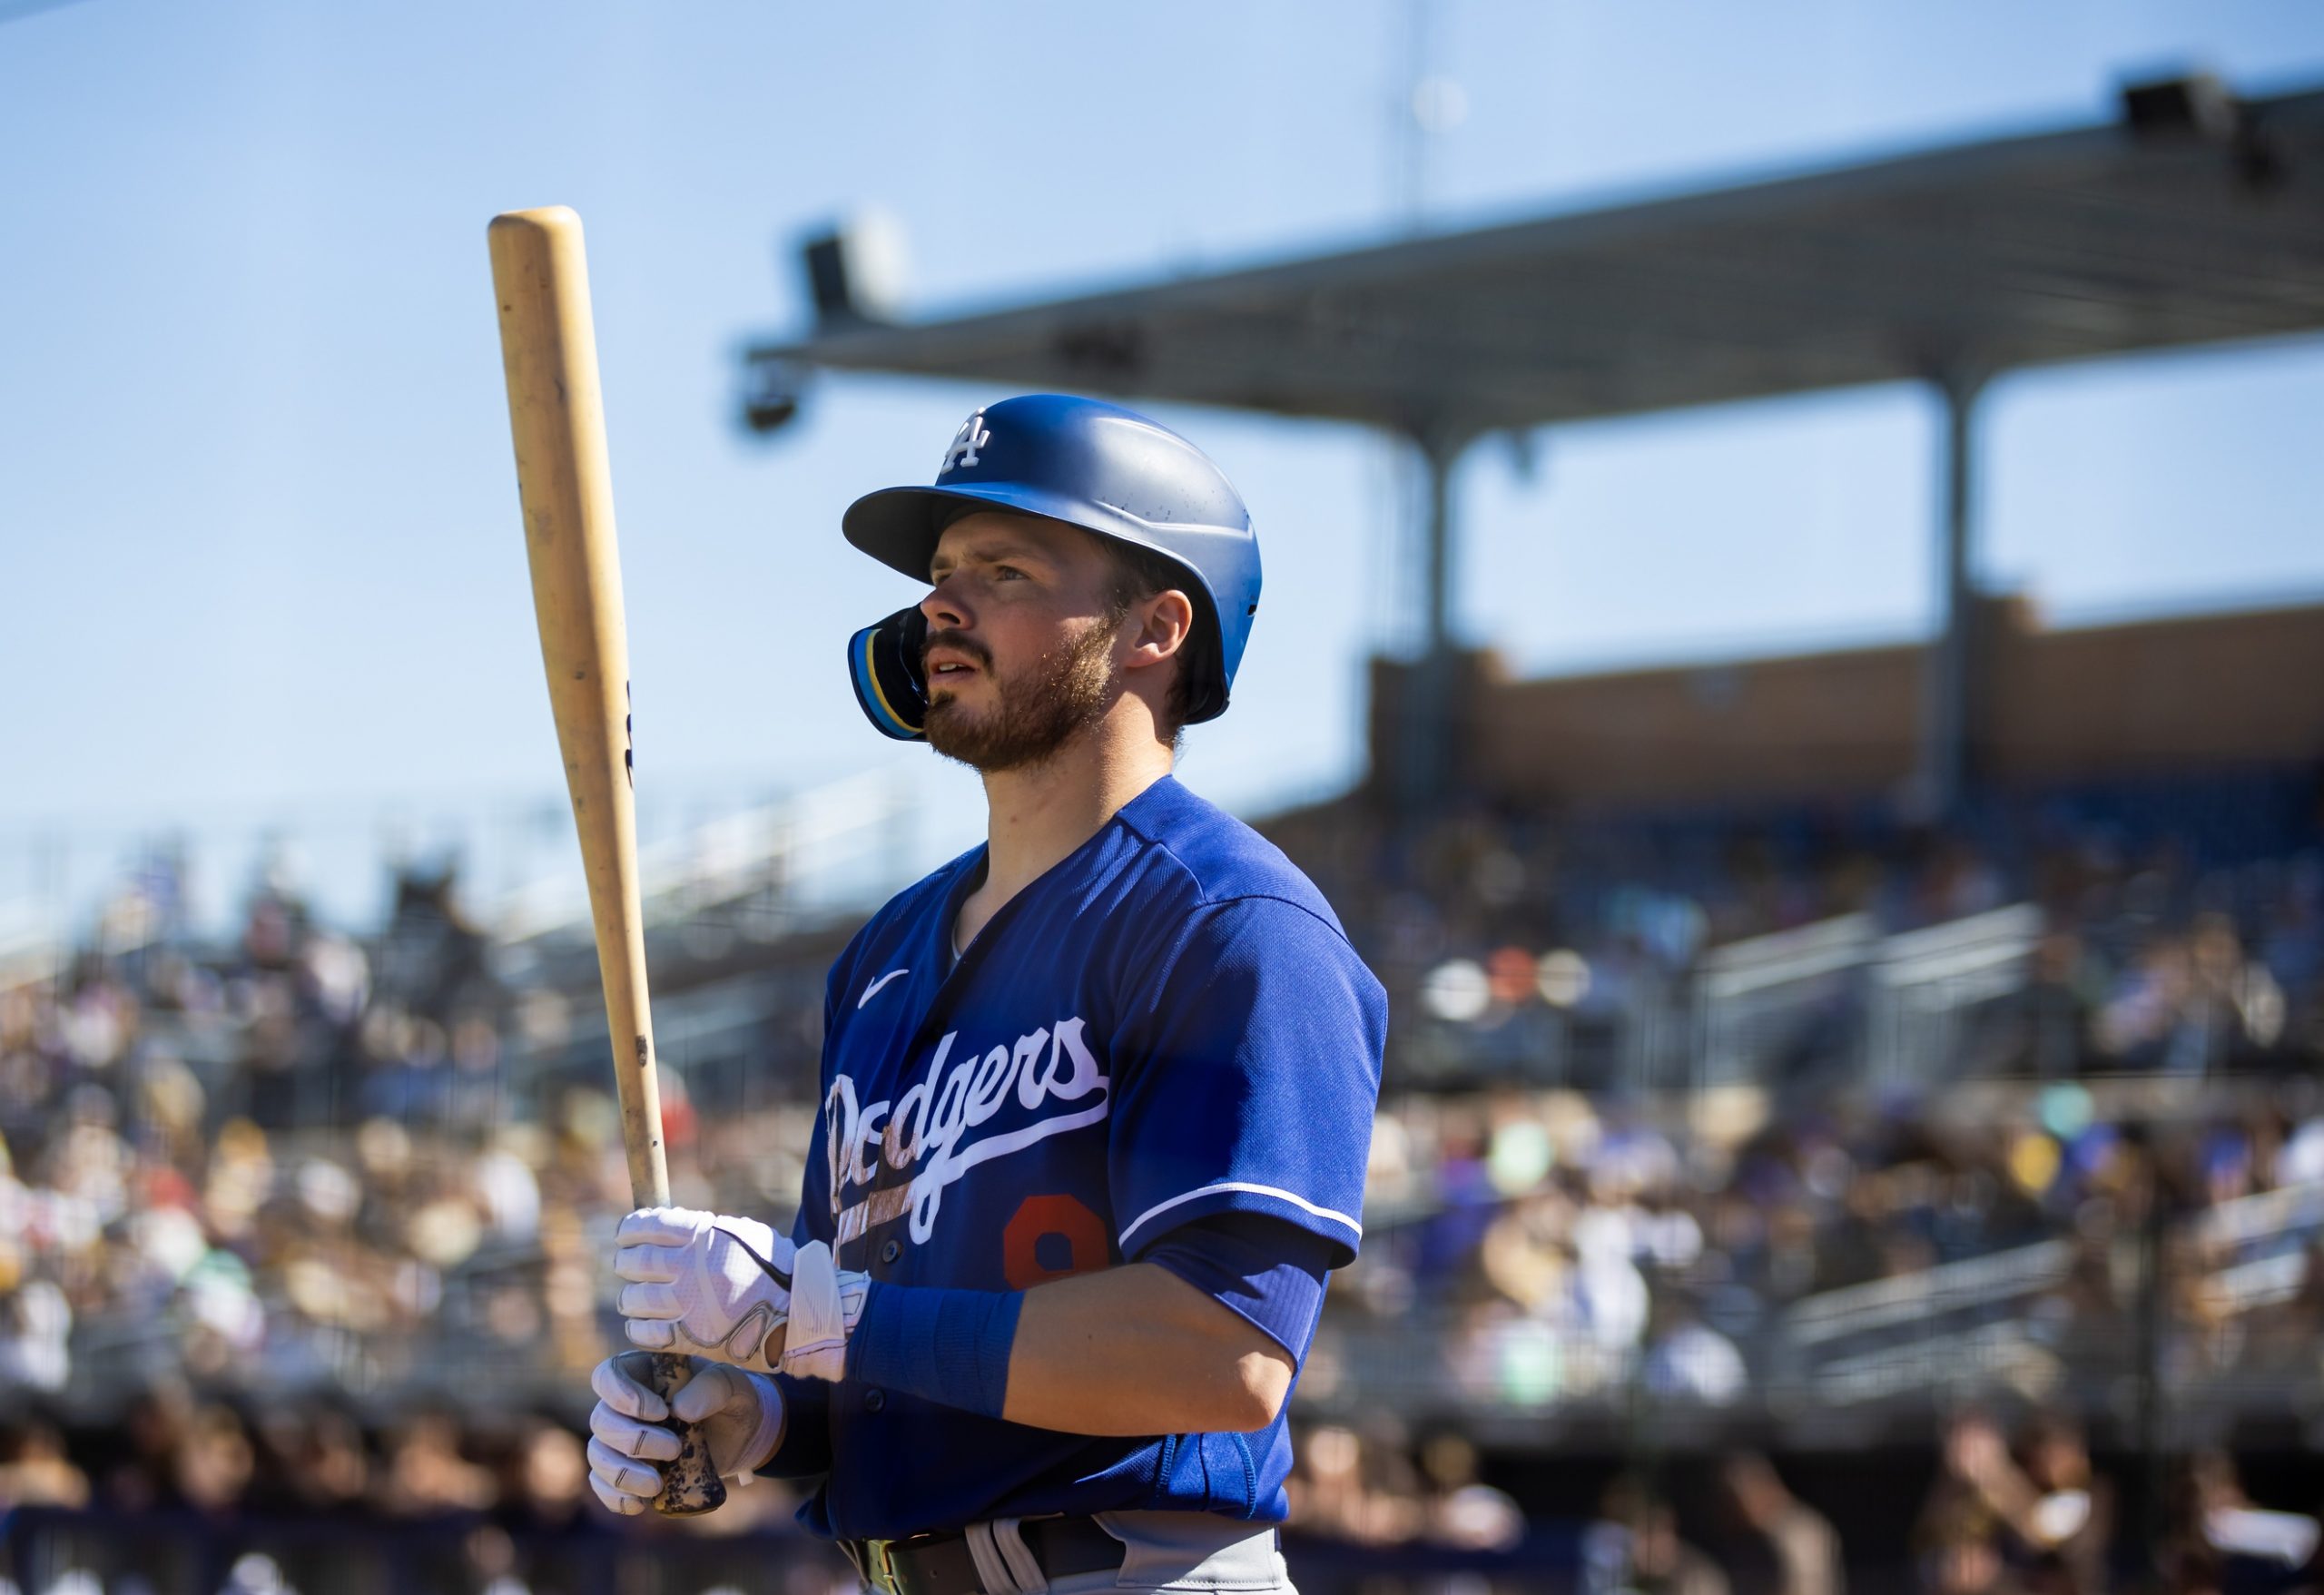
xmin=585 ymin=395 xmax=1386 ymax=1595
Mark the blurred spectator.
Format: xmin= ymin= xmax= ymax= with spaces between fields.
xmin=374 ymin=1411 xmax=497 ymax=1519
xmin=0 ymin=1417 xmax=90 ymax=1510
xmin=1285 ymin=1422 xmax=1423 ymax=1546
xmin=1917 ymin=1493 xmax=2026 ymax=1595
xmin=1415 ymin=1432 xmax=1523 ymax=1552
xmin=100 ymin=1380 xmax=193 ymax=1512
xmin=1916 ymin=1411 xmax=2112 ymax=1595
xmin=1916 ymin=1413 xmax=2016 ymax=1592
xmin=1642 ymin=1295 xmax=1747 ymax=1406
xmin=2014 ymin=1415 xmax=2110 ymax=1595
xmin=1720 ymin=1453 xmax=1843 ymax=1595
xmin=1585 ymin=1477 xmax=1729 ymax=1595
xmin=501 ymin=1416 xmax=589 ymax=1535
xmin=250 ymin=1403 xmax=369 ymax=1517
xmin=0 ymin=1277 xmax=71 ymax=1392
xmin=172 ymin=1403 xmax=254 ymax=1516
xmin=2171 ymin=1450 xmax=2323 ymax=1592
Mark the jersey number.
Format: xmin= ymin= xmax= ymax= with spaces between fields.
xmin=1002 ymin=1195 xmax=1110 ymax=1289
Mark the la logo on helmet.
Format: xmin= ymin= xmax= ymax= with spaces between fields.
xmin=940 ymin=412 xmax=990 ymax=475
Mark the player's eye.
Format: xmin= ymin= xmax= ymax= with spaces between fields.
xmin=994 ymin=566 xmax=1026 ymax=582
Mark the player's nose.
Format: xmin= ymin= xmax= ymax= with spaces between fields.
xmin=920 ymin=576 xmax=970 ymax=632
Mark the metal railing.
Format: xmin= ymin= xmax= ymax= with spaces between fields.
xmin=1866 ymin=903 xmax=2044 ymax=1087
xmin=1690 ymin=913 xmax=1876 ymax=1088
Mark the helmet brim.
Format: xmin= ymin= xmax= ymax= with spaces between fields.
xmin=843 ymin=482 xmax=1138 ymax=583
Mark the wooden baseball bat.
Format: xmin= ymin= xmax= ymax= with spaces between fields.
xmin=487 ymin=205 xmax=724 ymax=1517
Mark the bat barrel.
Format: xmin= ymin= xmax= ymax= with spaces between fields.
xmin=490 ymin=206 xmax=722 ymax=1517
xmin=488 ymin=207 xmax=671 ymax=1211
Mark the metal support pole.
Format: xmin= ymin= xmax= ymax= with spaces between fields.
xmin=2131 ymin=1133 xmax=2169 ymax=1581
xmin=1918 ymin=369 xmax=1985 ymax=821
xmin=1399 ymin=428 xmax=1466 ymax=810
xmin=1423 ymin=431 xmax=1453 ymax=664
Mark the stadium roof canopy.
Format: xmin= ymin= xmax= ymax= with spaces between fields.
xmin=747 ymin=81 xmax=2324 ymax=438
xmin=743 ymin=78 xmax=2324 ymax=812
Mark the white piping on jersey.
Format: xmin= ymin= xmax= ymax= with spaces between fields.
xmin=856 ymin=968 xmax=911 ymax=1009
xmin=1117 ymin=1181 xmax=1364 ymax=1253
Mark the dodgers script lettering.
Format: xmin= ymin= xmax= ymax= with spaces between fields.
xmin=826 ymin=1016 xmax=1108 ymax=1249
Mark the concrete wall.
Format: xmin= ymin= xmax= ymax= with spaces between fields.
xmin=1416 ymin=596 xmax=2324 ymax=808
xmin=1989 ymin=601 xmax=2324 ymax=780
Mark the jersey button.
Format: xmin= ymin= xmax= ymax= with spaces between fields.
xmin=880 ymin=1239 xmax=901 ymax=1265
xmin=863 ymin=1388 xmax=886 ymax=1413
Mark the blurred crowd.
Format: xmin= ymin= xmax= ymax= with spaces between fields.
xmin=1 ymin=773 xmax=2320 ymax=1590
xmin=0 ymin=1392 xmax=608 ymax=1527
xmin=1310 ymin=1074 xmax=2324 ymax=1418
xmin=0 ymin=862 xmax=817 ymax=1417
xmin=12 ymin=1397 xmax=2324 ymax=1594
xmin=1272 ymin=773 xmax=2324 ymax=1088
xmin=8 ymin=815 xmax=2324 ymax=1422
xmin=0 ymin=1392 xmax=851 ymax=1595
xmin=1286 ymin=1410 xmax=2324 ymax=1595
xmin=13 ymin=879 xmax=2324 ymax=1425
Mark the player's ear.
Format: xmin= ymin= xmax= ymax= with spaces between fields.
xmin=1121 ymin=589 xmax=1194 ymax=675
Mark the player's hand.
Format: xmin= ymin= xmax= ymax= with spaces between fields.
xmin=586 ymin=1352 xmax=783 ymax=1515
xmin=615 ymin=1206 xmax=871 ymax=1380
xmin=613 ymin=1206 xmax=797 ymax=1373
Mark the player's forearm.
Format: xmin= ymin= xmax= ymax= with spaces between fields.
xmin=1000 ymin=1263 xmax=1293 ymax=1435
xmin=808 ymin=1262 xmax=1293 ymax=1435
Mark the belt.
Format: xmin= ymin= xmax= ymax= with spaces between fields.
xmin=846 ymin=1515 xmax=1126 ymax=1595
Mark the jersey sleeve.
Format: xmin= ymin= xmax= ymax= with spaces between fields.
xmin=1137 ymin=1212 xmax=1336 ymax=1362
xmin=1108 ymin=896 xmax=1385 ymax=1269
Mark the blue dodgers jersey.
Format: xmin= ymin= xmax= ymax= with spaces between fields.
xmin=779 ymin=775 xmax=1385 ymax=1541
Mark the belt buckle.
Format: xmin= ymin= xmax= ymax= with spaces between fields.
xmin=859 ymin=1537 xmax=903 ymax=1595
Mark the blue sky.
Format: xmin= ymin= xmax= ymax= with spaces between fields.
xmin=5 ymin=0 xmax=2321 ymax=931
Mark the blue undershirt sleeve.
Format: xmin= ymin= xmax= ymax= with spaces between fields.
xmin=755 ymin=1371 xmax=833 ymax=1479
xmin=1134 ymin=1212 xmax=1336 ymax=1363
xmin=839 ymin=1216 xmax=1332 ymax=1419
xmin=846 ymin=1281 xmax=1023 ymax=1419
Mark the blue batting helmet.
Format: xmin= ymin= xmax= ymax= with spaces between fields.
xmin=841 ymin=394 xmax=1262 ymax=739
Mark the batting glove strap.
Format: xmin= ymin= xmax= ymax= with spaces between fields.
xmin=778 ymin=1239 xmax=870 ymax=1382
xmin=615 ymin=1206 xmax=796 ymax=1374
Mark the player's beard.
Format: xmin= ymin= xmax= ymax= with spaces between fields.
xmin=922 ymin=613 xmax=1122 ymax=773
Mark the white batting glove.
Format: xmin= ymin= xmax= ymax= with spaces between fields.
xmin=613 ymin=1206 xmax=869 ymax=1377
xmin=586 ymin=1352 xmax=783 ymax=1516
xmin=614 ymin=1206 xmax=798 ymax=1373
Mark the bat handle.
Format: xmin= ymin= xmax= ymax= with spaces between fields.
xmin=648 ymin=1352 xmax=729 ymax=1516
